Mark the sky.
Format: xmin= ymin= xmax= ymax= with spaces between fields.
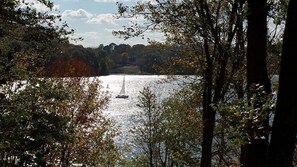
xmin=46 ymin=0 xmax=164 ymax=48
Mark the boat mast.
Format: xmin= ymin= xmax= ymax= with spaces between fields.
xmin=122 ymin=75 xmax=125 ymax=95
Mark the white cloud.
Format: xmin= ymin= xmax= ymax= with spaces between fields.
xmin=86 ymin=13 xmax=117 ymax=24
xmin=19 ymin=0 xmax=59 ymax=12
xmin=103 ymin=28 xmax=118 ymax=32
xmin=62 ymin=9 xmax=93 ymax=19
xmin=69 ymin=30 xmax=151 ymax=47
xmin=103 ymin=27 xmax=164 ymax=42
xmin=70 ymin=31 xmax=113 ymax=47
xmin=86 ymin=12 xmax=146 ymax=25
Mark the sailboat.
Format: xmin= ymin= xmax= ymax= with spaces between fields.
xmin=116 ymin=76 xmax=129 ymax=98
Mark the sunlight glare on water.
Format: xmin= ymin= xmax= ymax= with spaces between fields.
xmin=98 ymin=75 xmax=181 ymax=146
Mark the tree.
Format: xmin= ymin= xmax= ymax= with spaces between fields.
xmin=131 ymin=86 xmax=202 ymax=166
xmin=114 ymin=1 xmax=247 ymax=166
xmin=0 ymin=79 xmax=71 ymax=166
xmin=267 ymin=0 xmax=297 ymax=166
xmin=45 ymin=56 xmax=94 ymax=77
xmin=0 ymin=77 xmax=119 ymax=166
xmin=1 ymin=2 xmax=71 ymax=165
xmin=0 ymin=0 xmax=120 ymax=166
xmin=114 ymin=0 xmax=288 ymax=165
xmin=51 ymin=77 xmax=119 ymax=166
xmin=0 ymin=0 xmax=71 ymax=85
xmin=159 ymin=85 xmax=202 ymax=166
xmin=129 ymin=87 xmax=163 ymax=166
xmin=241 ymin=0 xmax=271 ymax=166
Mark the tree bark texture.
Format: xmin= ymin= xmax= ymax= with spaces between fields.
xmin=243 ymin=0 xmax=271 ymax=166
xmin=267 ymin=0 xmax=297 ymax=166
xmin=201 ymin=40 xmax=214 ymax=167
xmin=246 ymin=0 xmax=270 ymax=92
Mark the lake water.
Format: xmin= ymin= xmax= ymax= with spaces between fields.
xmin=99 ymin=75 xmax=182 ymax=147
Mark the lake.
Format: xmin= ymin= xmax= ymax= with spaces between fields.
xmin=99 ymin=75 xmax=182 ymax=147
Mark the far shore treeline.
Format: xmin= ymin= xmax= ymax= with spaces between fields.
xmin=43 ymin=43 xmax=196 ymax=77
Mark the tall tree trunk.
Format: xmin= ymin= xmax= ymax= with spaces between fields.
xmin=267 ymin=0 xmax=297 ymax=166
xmin=201 ymin=39 xmax=214 ymax=167
xmin=242 ymin=0 xmax=271 ymax=166
xmin=246 ymin=0 xmax=270 ymax=93
xmin=201 ymin=69 xmax=215 ymax=167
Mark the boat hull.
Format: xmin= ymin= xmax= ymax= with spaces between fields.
xmin=116 ymin=95 xmax=129 ymax=98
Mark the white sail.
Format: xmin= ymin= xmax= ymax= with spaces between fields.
xmin=119 ymin=76 xmax=125 ymax=95
xmin=116 ymin=76 xmax=128 ymax=98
